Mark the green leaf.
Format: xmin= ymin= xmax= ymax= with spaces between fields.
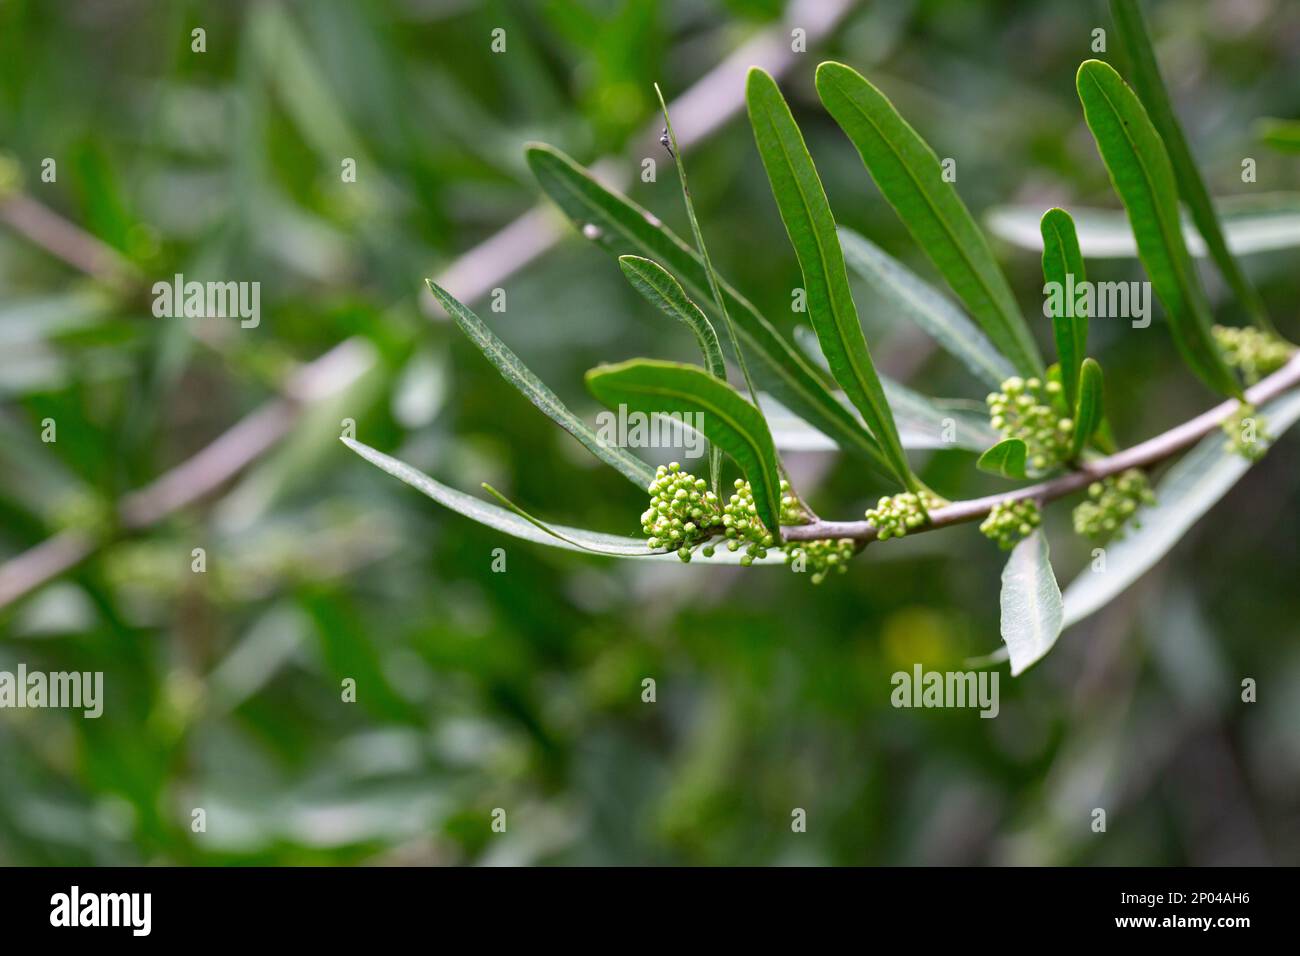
xmin=977 ymin=438 xmax=1028 ymax=479
xmin=1075 ymin=59 xmax=1243 ymax=399
xmin=745 ymin=67 xmax=918 ymax=498
xmin=1040 ymin=208 xmax=1089 ymax=407
xmin=815 ymin=60 xmax=1043 ymax=377
xmin=988 ymin=194 xmax=1300 ymax=258
xmin=525 ymin=142 xmax=895 ymax=477
xmin=618 ymin=256 xmax=726 ymax=380
xmin=586 ymin=359 xmax=784 ymax=538
xmin=1070 ymin=358 xmax=1104 ymax=459
xmin=791 ymin=326 xmax=1000 ymax=450
xmin=999 ymin=530 xmax=1064 ymax=676
xmin=617 ymin=255 xmax=725 ymax=493
xmin=425 ymin=278 xmax=655 ymax=489
xmin=341 ymin=438 xmax=784 ymax=565
xmin=1109 ymin=0 xmax=1275 ymax=336
xmin=838 ymin=227 xmax=1014 ymax=389
xmin=1062 ymin=389 xmax=1300 ymax=629
xmin=654 ymin=84 xmax=762 ymax=405
xmin=480 ymin=483 xmax=653 ymax=557
xmin=1257 ymin=118 xmax=1300 ymax=154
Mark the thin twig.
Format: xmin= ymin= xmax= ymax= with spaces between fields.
xmin=0 ymin=192 xmax=138 ymax=286
xmin=783 ymin=352 xmax=1300 ymax=542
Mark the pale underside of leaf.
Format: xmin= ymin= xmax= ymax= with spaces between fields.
xmin=426 ymin=279 xmax=654 ymax=489
xmin=1061 ymin=388 xmax=1300 ymax=628
xmin=999 ymin=529 xmax=1064 ymax=676
xmin=987 ymin=195 xmax=1300 ymax=258
xmin=342 ymin=438 xmax=785 ymax=565
xmin=838 ymin=226 xmax=1013 ymax=389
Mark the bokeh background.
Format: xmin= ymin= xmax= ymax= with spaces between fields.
xmin=1 ymin=0 xmax=1298 ymax=865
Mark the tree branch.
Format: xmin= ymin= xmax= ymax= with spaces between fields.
xmin=782 ymin=351 xmax=1300 ymax=543
xmin=0 ymin=1 xmax=859 ymax=612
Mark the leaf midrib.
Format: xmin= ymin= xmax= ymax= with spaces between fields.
xmin=1081 ymin=68 xmax=1198 ymax=318
xmin=823 ymin=68 xmax=1034 ymax=371
xmin=756 ymin=95 xmax=899 ymax=460
xmin=539 ymin=153 xmax=879 ymax=454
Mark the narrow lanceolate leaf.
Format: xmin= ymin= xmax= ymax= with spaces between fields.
xmin=1040 ymin=208 xmax=1089 ymax=407
xmin=815 ymin=60 xmax=1043 ymax=377
xmin=988 ymin=195 xmax=1300 ymax=258
xmin=654 ymin=84 xmax=761 ymax=405
xmin=586 ymin=359 xmax=784 ymax=538
xmin=426 ymin=279 xmax=654 ymax=489
xmin=341 ymin=438 xmax=782 ymax=565
xmin=1063 ymin=388 xmax=1300 ymax=628
xmin=746 ymin=67 xmax=918 ymax=497
xmin=791 ymin=326 xmax=1000 ymax=450
xmin=618 ymin=255 xmax=725 ymax=493
xmin=838 ymin=227 xmax=1014 ymax=389
xmin=977 ymin=438 xmax=1028 ymax=479
xmin=1075 ymin=59 xmax=1243 ymax=399
xmin=618 ymin=256 xmax=726 ymax=379
xmin=525 ymin=143 xmax=894 ymax=478
xmin=999 ymin=530 xmax=1064 ymax=676
xmin=481 ymin=483 xmax=654 ymax=556
xmin=1070 ymin=358 xmax=1104 ymax=459
xmin=1109 ymin=0 xmax=1275 ymax=336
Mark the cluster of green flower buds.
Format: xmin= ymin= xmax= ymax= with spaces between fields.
xmin=1072 ymin=468 xmax=1155 ymax=539
xmin=1212 ymin=325 xmax=1294 ymax=385
xmin=1221 ymin=402 xmax=1271 ymax=462
xmin=716 ymin=477 xmax=804 ymax=565
xmin=979 ymin=497 xmax=1042 ymax=550
xmin=783 ymin=537 xmax=856 ymax=584
xmin=864 ymin=489 xmax=945 ymax=541
xmin=642 ymin=466 xmax=864 ymax=579
xmin=642 ymin=463 xmax=723 ymax=561
xmin=986 ymin=375 xmax=1074 ymax=472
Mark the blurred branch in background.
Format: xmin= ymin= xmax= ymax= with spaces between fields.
xmin=0 ymin=0 xmax=856 ymax=611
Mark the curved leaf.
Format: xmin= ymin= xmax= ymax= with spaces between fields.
xmin=425 ymin=279 xmax=654 ymax=489
xmin=815 ymin=60 xmax=1043 ymax=377
xmin=745 ymin=67 xmax=918 ymax=498
xmin=1075 ymin=59 xmax=1243 ymax=399
xmin=618 ymin=254 xmax=725 ymax=492
xmin=617 ymin=256 xmax=726 ymax=379
xmin=525 ymin=142 xmax=893 ymax=475
xmin=791 ymin=326 xmax=1000 ymax=450
xmin=1062 ymin=388 xmax=1300 ymax=628
xmin=654 ymin=84 xmax=761 ymax=404
xmin=1070 ymin=358 xmax=1104 ymax=459
xmin=1040 ymin=208 xmax=1088 ymax=407
xmin=1109 ymin=0 xmax=1275 ymax=336
xmin=977 ymin=438 xmax=1028 ymax=479
xmin=586 ymin=359 xmax=783 ymax=537
xmin=1000 ymin=530 xmax=1064 ymax=676
xmin=839 ymin=226 xmax=1013 ymax=389
xmin=341 ymin=438 xmax=784 ymax=565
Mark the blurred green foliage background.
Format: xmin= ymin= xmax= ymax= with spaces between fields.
xmin=1 ymin=0 xmax=1298 ymax=865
